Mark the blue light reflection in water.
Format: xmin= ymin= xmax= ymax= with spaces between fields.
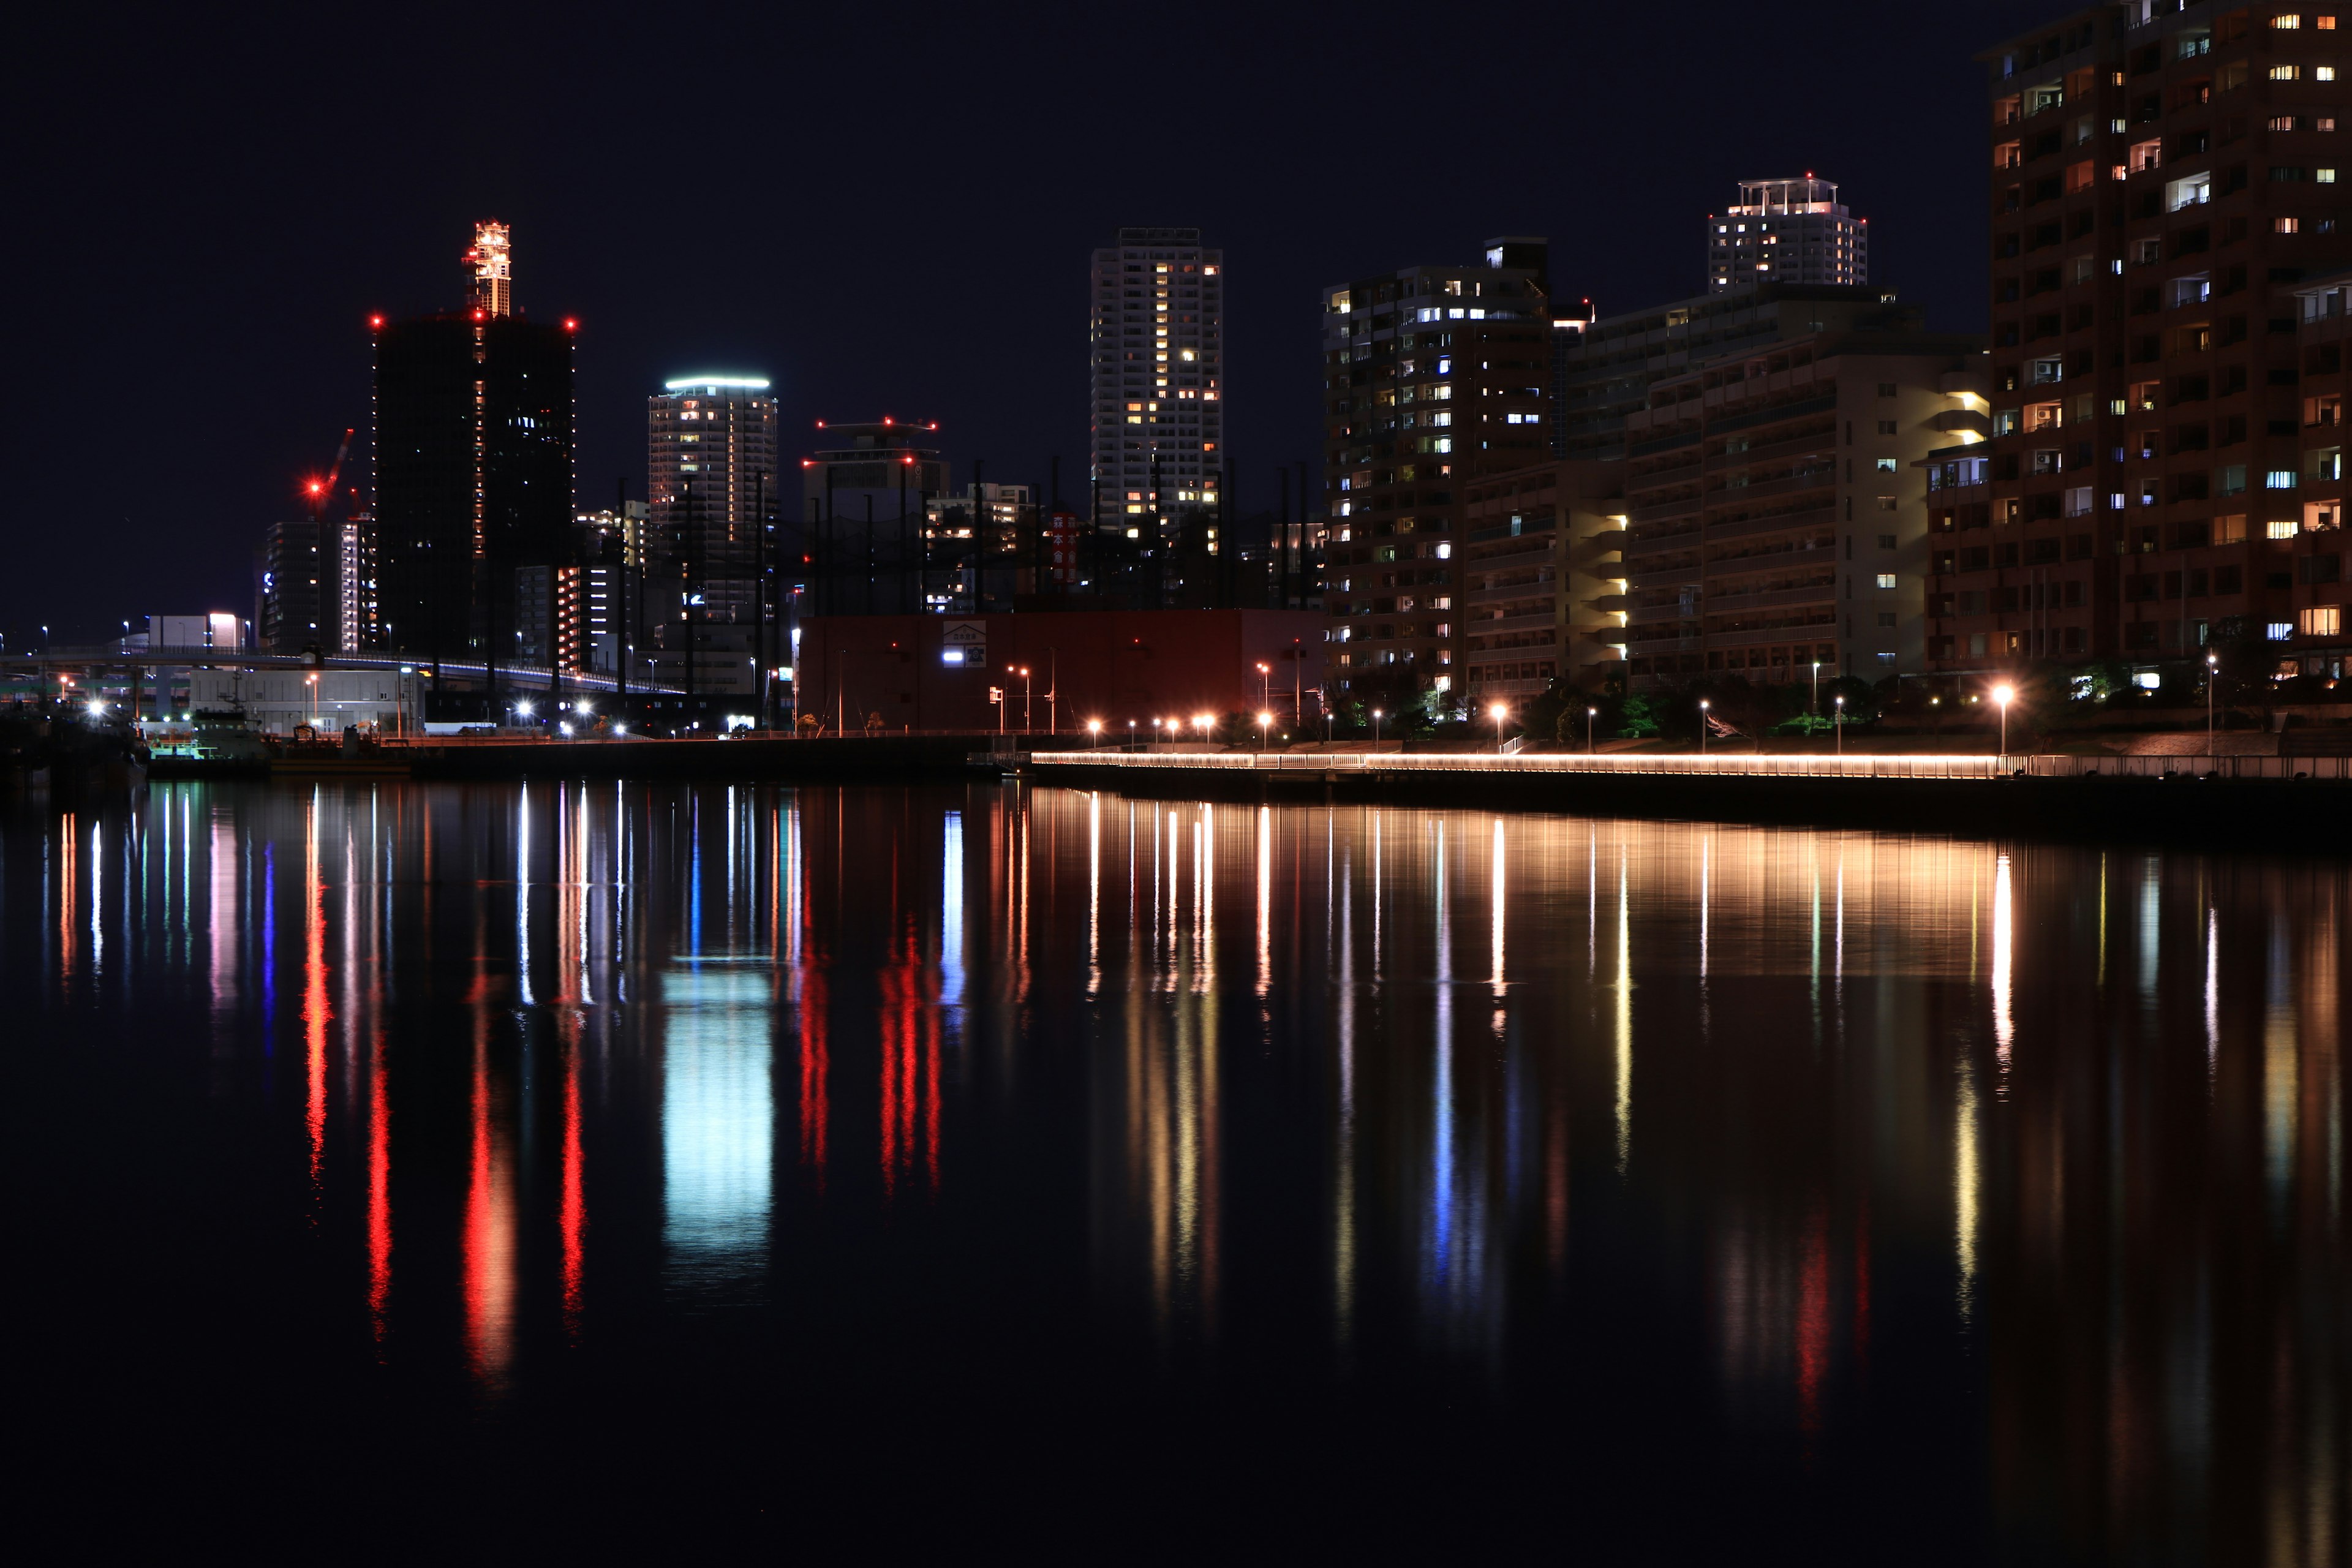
xmin=4 ymin=779 xmax=2346 ymax=1561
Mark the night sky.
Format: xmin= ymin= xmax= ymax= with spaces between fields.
xmin=8 ymin=0 xmax=2057 ymax=644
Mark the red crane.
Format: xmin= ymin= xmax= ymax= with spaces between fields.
xmin=304 ymin=428 xmax=355 ymax=516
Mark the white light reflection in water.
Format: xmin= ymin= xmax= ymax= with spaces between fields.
xmin=88 ymin=816 xmax=102 ymax=973
xmin=943 ymin=810 xmax=965 ymax=1007
xmin=209 ymin=807 xmax=238 ymax=1006
xmin=2264 ymin=909 xmax=2297 ymax=1231
xmin=1615 ymin=852 xmax=1631 ymax=1176
xmin=1955 ymin=1053 xmax=1981 ymax=1321
xmin=1085 ymin=797 xmax=1098 ymax=994
xmin=1256 ymin=805 xmax=1272 ymax=997
xmin=2139 ymin=855 xmax=2162 ymax=1007
xmin=1489 ymin=820 xmax=1505 ymax=1000
xmin=1335 ymin=840 xmax=1356 ymax=1349
xmin=515 ymin=783 xmax=533 ymax=1007
xmin=663 ymin=966 xmax=775 ymax=1292
xmin=1698 ymin=833 xmax=1709 ymax=981
xmin=2205 ymin=906 xmax=2220 ymax=1076
xmin=1425 ymin=819 xmax=1458 ymax=1294
xmin=1992 ymin=851 xmax=2013 ymax=1088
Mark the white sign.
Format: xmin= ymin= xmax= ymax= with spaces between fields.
xmin=941 ymin=619 xmax=987 ymax=666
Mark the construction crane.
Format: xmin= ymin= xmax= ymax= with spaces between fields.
xmin=303 ymin=428 xmax=355 ymax=516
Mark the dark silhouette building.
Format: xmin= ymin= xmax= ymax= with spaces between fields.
xmin=371 ymin=222 xmax=575 ymax=668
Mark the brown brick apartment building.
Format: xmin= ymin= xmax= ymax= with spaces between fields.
xmin=1618 ymin=330 xmax=1986 ymax=688
xmin=1934 ymin=1 xmax=2352 ymax=675
xmin=1322 ymin=239 xmax=1553 ymax=704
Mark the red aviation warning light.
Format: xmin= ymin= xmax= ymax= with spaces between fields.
xmin=563 ymin=317 xmax=578 ymax=331
xmin=368 ymin=314 xmax=385 ymax=330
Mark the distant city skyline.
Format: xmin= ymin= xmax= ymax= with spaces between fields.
xmin=6 ymin=0 xmax=2060 ymax=639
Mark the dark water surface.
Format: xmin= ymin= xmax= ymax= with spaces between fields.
xmin=7 ymin=781 xmax=2345 ymax=1560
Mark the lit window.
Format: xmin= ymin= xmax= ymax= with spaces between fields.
xmin=2323 ymin=167 xmax=2341 ymax=181
xmin=1875 ymin=573 xmax=1898 ymax=589
xmin=2323 ymin=66 xmax=2341 ymax=80
xmin=1875 ymin=457 xmax=1899 ymax=472
xmin=2273 ymin=64 xmax=2304 ymax=79
xmin=2275 ymin=12 xmax=2303 ymax=27
xmin=2269 ymin=470 xmax=2301 ymax=489
xmin=2268 ymin=622 xmax=2296 ymax=641
xmin=2280 ymin=216 xmax=2304 ymax=232
xmin=2270 ymin=519 xmax=2302 ymax=538
xmin=2300 ymin=606 xmax=2341 ymax=636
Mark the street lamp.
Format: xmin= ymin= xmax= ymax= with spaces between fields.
xmin=1834 ymin=694 xmax=1845 ymax=758
xmin=1257 ymin=709 xmax=1273 ymax=750
xmin=1371 ymin=707 xmax=1384 ymax=745
xmin=1088 ymin=718 xmax=1103 ymax=749
xmin=1009 ymin=665 xmax=1033 ymax=734
xmin=1194 ymin=712 xmax=1213 ymax=743
xmin=1698 ymin=698 xmax=1709 ymax=756
xmin=1992 ymin=683 xmax=2015 ymax=757
xmin=1488 ymin=701 xmax=1509 ymax=752
xmin=1588 ymin=704 xmax=1600 ymax=754
xmin=2206 ymin=651 xmax=2218 ymax=767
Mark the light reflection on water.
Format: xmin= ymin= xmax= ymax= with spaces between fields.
xmin=7 ymin=779 xmax=2348 ymax=1559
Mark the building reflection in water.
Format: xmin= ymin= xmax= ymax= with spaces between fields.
xmin=11 ymin=780 xmax=2347 ymax=1559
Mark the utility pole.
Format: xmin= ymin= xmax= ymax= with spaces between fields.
xmin=753 ymin=470 xmax=768 ymax=729
xmin=615 ymin=476 xmax=630 ymax=701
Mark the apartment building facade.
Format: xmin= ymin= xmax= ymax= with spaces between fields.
xmin=1935 ymin=0 xmax=2352 ymax=674
xmin=1618 ymin=331 xmax=1987 ymax=689
xmin=1455 ymin=461 xmax=1627 ymax=701
xmin=1553 ymin=283 xmax=1912 ymax=463
xmin=1322 ymin=239 xmax=1553 ymax=702
xmin=1706 ymin=177 xmax=1870 ymax=293
xmin=1089 ymin=228 xmax=1224 ymax=537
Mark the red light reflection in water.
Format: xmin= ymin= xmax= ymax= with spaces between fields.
xmin=559 ymin=1011 xmax=586 ymax=1336
xmin=304 ymin=811 xmax=329 ymax=1188
xmin=877 ymin=931 xmax=941 ymax=1194
xmin=462 ymin=990 xmax=514 ymax=1388
xmin=366 ymin=1026 xmax=391 ymax=1343
xmin=56 ymin=813 xmax=75 ymax=987
xmin=799 ymin=959 xmax=830 ymax=1182
xmin=1796 ymin=1207 xmax=1830 ymax=1438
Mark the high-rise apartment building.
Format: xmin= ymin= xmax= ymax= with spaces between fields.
xmin=647 ymin=375 xmax=779 ymax=630
xmin=1089 ymin=228 xmax=1224 ymax=536
xmin=257 ymin=516 xmax=329 ymax=654
xmin=1319 ymin=239 xmax=1554 ymax=701
xmin=1555 ymin=283 xmax=1908 ymax=461
xmin=1932 ymin=2 xmax=2352 ymax=675
xmin=372 ymin=222 xmax=575 ymax=665
xmin=1615 ymin=326 xmax=1985 ymax=690
xmin=1707 ymin=178 xmax=1870 ymax=293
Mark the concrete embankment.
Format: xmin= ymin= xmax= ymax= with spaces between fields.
xmin=404 ymin=734 xmax=984 ymax=781
xmin=1011 ymin=753 xmax=2352 ymax=851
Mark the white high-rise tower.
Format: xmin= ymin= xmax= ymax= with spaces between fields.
xmin=1706 ymin=178 xmax=1868 ymax=293
xmin=1088 ymin=227 xmax=1224 ymax=535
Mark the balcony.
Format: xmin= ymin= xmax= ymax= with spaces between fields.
xmin=1703 ymin=429 xmax=1836 ymax=472
xmin=1711 ymin=469 xmax=1836 ymax=506
xmin=1700 ymin=581 xmax=1837 ymax=614
xmin=1468 ymin=611 xmax=1558 ymax=636
xmin=1630 ymin=600 xmax=1699 ymax=625
xmin=1468 ymin=579 xmax=1552 ymax=605
xmin=1704 ymin=503 xmax=1838 ymax=545
xmin=1627 ymin=494 xmax=1702 ymax=524
xmin=1627 ymin=563 xmax=1702 ymax=589
xmin=1463 ymin=543 xmax=1555 ymax=574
